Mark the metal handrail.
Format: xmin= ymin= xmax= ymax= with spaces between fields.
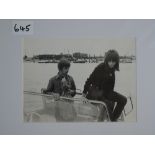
xmin=24 ymin=90 xmax=111 ymax=121
xmin=124 ymin=96 xmax=133 ymax=116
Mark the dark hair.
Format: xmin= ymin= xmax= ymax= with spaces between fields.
xmin=104 ymin=49 xmax=119 ymax=71
xmin=58 ymin=58 xmax=70 ymax=71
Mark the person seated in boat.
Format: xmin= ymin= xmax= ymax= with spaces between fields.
xmin=43 ymin=58 xmax=76 ymax=98
xmin=82 ymin=49 xmax=127 ymax=122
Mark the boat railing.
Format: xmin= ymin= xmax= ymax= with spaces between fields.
xmin=24 ymin=90 xmax=133 ymax=122
xmin=24 ymin=90 xmax=111 ymax=121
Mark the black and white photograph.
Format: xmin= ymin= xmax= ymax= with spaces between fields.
xmin=23 ymin=38 xmax=136 ymax=122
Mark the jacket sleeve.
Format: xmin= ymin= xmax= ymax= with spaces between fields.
xmin=70 ymin=77 xmax=76 ymax=97
xmin=46 ymin=78 xmax=54 ymax=93
xmin=83 ymin=66 xmax=99 ymax=94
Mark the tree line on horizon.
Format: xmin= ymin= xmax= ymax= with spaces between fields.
xmin=23 ymin=52 xmax=136 ymax=61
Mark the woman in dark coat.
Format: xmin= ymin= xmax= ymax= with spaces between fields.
xmin=83 ymin=49 xmax=127 ymax=121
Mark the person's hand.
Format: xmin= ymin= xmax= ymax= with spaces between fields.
xmin=82 ymin=93 xmax=86 ymax=98
xmin=46 ymin=91 xmax=53 ymax=95
xmin=68 ymin=89 xmax=75 ymax=95
xmin=52 ymin=93 xmax=60 ymax=101
xmin=81 ymin=93 xmax=89 ymax=104
xmin=62 ymin=78 xmax=70 ymax=90
xmin=41 ymin=88 xmax=47 ymax=94
xmin=63 ymin=85 xmax=69 ymax=91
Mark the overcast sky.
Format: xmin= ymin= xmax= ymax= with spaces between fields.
xmin=23 ymin=38 xmax=136 ymax=57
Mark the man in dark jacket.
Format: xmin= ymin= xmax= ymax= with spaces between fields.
xmin=83 ymin=50 xmax=127 ymax=122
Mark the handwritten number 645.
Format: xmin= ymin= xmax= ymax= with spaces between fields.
xmin=14 ymin=24 xmax=31 ymax=32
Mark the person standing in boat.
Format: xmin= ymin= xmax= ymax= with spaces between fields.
xmin=82 ymin=49 xmax=127 ymax=122
xmin=44 ymin=58 xmax=76 ymax=97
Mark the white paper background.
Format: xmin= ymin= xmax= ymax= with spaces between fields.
xmin=0 ymin=19 xmax=155 ymax=134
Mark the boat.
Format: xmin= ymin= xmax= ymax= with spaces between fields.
xmin=24 ymin=90 xmax=133 ymax=122
xmin=38 ymin=60 xmax=58 ymax=63
xmin=73 ymin=59 xmax=87 ymax=63
xmin=120 ymin=58 xmax=132 ymax=63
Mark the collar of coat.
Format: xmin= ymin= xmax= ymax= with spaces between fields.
xmin=55 ymin=72 xmax=69 ymax=80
